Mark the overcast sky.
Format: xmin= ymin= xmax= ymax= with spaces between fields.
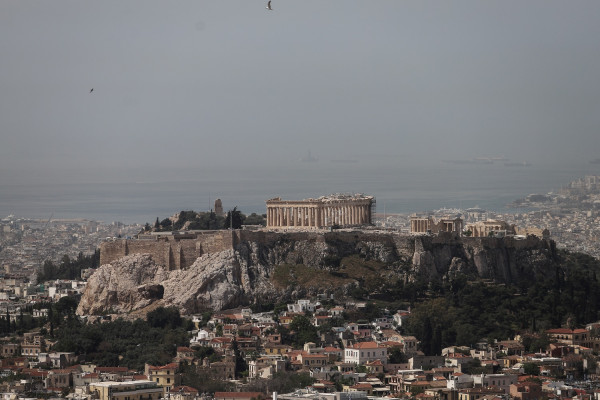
xmin=1 ymin=1 xmax=600 ymax=184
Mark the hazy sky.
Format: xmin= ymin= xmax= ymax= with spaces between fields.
xmin=1 ymin=1 xmax=600 ymax=184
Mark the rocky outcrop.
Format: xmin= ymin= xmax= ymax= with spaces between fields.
xmin=77 ymin=231 xmax=558 ymax=316
xmin=77 ymin=254 xmax=170 ymax=315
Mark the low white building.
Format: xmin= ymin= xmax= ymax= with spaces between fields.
xmin=447 ymin=372 xmax=474 ymax=389
xmin=190 ymin=329 xmax=211 ymax=346
xmin=288 ymin=299 xmax=318 ymax=313
xmin=344 ymin=342 xmax=387 ymax=365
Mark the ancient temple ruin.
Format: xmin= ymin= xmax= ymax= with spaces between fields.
xmin=266 ymin=194 xmax=374 ymax=229
xmin=410 ymin=215 xmax=464 ymax=235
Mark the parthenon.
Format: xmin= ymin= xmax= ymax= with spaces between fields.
xmin=266 ymin=194 xmax=374 ymax=229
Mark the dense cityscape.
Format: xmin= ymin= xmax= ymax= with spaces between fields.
xmin=4 ymin=1 xmax=600 ymax=399
xmin=0 ymin=176 xmax=599 ymax=400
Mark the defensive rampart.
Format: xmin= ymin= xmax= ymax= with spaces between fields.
xmin=100 ymin=229 xmax=554 ymax=279
xmin=100 ymin=230 xmax=234 ymax=270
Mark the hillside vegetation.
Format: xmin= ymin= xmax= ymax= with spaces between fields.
xmin=271 ymin=254 xmax=407 ymax=295
xmin=404 ymin=250 xmax=600 ymax=354
xmin=271 ymin=249 xmax=600 ymax=356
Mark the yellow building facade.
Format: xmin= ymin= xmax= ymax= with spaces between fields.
xmin=89 ymin=380 xmax=163 ymax=400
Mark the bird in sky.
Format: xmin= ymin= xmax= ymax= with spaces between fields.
xmin=266 ymin=1 xmax=272 ymax=10
xmin=90 ymin=88 xmax=94 ymax=93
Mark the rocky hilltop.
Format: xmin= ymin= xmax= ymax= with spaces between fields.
xmin=77 ymin=231 xmax=557 ymax=316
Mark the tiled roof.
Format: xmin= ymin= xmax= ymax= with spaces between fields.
xmin=172 ymin=385 xmax=199 ymax=393
xmin=95 ymin=366 xmax=129 ymax=373
xmin=214 ymin=392 xmax=263 ymax=399
xmin=348 ymin=341 xmax=379 ymax=349
xmin=148 ymin=363 xmax=178 ymax=370
xmin=546 ymin=328 xmax=587 ymax=334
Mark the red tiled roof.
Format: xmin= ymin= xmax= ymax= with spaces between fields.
xmin=24 ymin=369 xmax=49 ymax=378
xmin=49 ymin=369 xmax=72 ymax=374
xmin=546 ymin=328 xmax=587 ymax=334
xmin=214 ymin=392 xmax=263 ymax=399
xmin=352 ymin=383 xmax=373 ymax=389
xmin=148 ymin=363 xmax=178 ymax=370
xmin=302 ymin=354 xmax=327 ymax=359
xmin=348 ymin=341 xmax=379 ymax=349
xmin=211 ymin=337 xmax=233 ymax=343
xmin=95 ymin=367 xmax=129 ymax=373
xmin=380 ymin=341 xmax=402 ymax=347
xmin=172 ymin=386 xmax=199 ymax=393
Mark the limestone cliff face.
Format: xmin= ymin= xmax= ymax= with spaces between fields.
xmin=77 ymin=231 xmax=557 ymax=316
xmin=77 ymin=253 xmax=170 ymax=315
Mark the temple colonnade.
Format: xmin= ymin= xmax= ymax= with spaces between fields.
xmin=266 ymin=195 xmax=374 ymax=229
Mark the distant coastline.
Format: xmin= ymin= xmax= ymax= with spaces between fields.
xmin=1 ymin=163 xmax=598 ymax=224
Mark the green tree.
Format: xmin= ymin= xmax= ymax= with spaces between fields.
xmin=231 ymin=338 xmax=247 ymax=378
xmin=388 ymin=346 xmax=408 ymax=364
xmin=243 ymin=213 xmax=266 ymax=226
xmin=180 ymin=363 xmax=233 ymax=393
xmin=223 ymin=207 xmax=244 ymax=229
xmin=289 ymin=315 xmax=319 ymax=347
xmin=146 ymin=307 xmax=182 ymax=329
xmin=523 ymin=363 xmax=540 ymax=376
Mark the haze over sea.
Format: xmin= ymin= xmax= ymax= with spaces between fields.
xmin=2 ymin=160 xmax=599 ymax=225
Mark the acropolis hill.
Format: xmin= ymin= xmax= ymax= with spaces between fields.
xmin=88 ymin=228 xmax=557 ymax=315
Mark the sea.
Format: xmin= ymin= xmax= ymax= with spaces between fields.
xmin=1 ymin=161 xmax=599 ymax=225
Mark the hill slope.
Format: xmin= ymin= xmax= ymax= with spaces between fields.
xmin=77 ymin=231 xmax=557 ymax=315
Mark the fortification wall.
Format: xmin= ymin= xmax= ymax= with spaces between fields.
xmin=100 ymin=240 xmax=175 ymax=268
xmin=100 ymin=229 xmax=554 ymax=274
xmin=197 ymin=231 xmax=234 ymax=254
xmin=100 ymin=231 xmax=237 ymax=270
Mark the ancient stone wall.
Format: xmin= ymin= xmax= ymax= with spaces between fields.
xmin=100 ymin=240 xmax=175 ymax=269
xmin=100 ymin=231 xmax=236 ymax=270
xmin=100 ymin=229 xmax=554 ymax=275
xmin=197 ymin=231 xmax=234 ymax=254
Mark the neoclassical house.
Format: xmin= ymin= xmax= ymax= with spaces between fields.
xmin=266 ymin=194 xmax=374 ymax=229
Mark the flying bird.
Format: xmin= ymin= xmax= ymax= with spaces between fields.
xmin=90 ymin=88 xmax=94 ymax=93
xmin=266 ymin=1 xmax=272 ymax=10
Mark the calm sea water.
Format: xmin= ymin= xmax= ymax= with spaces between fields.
xmin=1 ymin=162 xmax=598 ymax=224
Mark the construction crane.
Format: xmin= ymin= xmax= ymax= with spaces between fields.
xmin=43 ymin=213 xmax=53 ymax=230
